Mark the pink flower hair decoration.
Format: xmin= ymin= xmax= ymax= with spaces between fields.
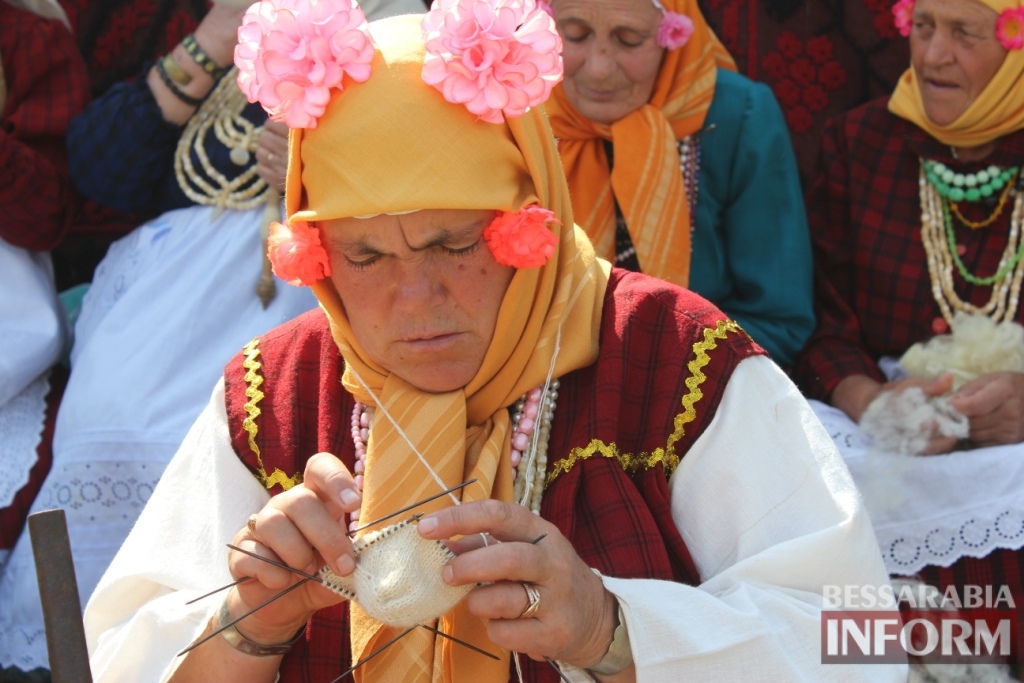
xmin=267 ymin=219 xmax=333 ymax=286
xmin=483 ymin=204 xmax=560 ymax=268
xmin=234 ymin=0 xmax=375 ymax=129
xmin=996 ymin=6 xmax=1024 ymax=50
xmin=647 ymin=0 xmax=693 ymax=50
xmin=892 ymin=0 xmax=915 ymax=37
xmin=421 ymin=0 xmax=564 ymax=124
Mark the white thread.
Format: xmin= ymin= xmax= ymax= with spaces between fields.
xmin=348 ymin=367 xmax=461 ymax=508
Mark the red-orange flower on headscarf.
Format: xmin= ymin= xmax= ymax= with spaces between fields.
xmin=267 ymin=219 xmax=332 ymax=285
xmin=483 ymin=204 xmax=559 ymax=268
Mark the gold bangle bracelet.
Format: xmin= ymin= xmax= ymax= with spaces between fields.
xmin=161 ymin=53 xmax=193 ymax=86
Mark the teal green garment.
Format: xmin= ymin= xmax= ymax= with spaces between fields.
xmin=689 ymin=69 xmax=815 ymax=368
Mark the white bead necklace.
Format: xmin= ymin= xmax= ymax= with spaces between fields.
xmin=348 ymin=380 xmax=559 ymax=530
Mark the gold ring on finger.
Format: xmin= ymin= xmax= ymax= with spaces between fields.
xmin=519 ymin=582 xmax=541 ymax=619
xmin=247 ymin=513 xmax=259 ymax=540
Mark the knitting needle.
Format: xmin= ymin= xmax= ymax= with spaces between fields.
xmin=185 ymin=575 xmax=252 ymax=605
xmin=419 ymin=623 xmax=499 ymax=660
xmin=227 ymin=543 xmax=327 ymax=584
xmin=347 ymin=478 xmax=478 ymax=536
xmin=329 ymin=626 xmax=417 ymax=682
xmin=184 ymin=541 xmax=331 ymax=606
xmin=544 ymin=657 xmax=573 ymax=683
xmin=177 ymin=577 xmax=311 ymax=656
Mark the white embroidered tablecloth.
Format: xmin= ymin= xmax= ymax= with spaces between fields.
xmin=810 ymin=399 xmax=1024 ymax=576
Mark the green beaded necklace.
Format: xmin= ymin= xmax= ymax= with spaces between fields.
xmin=941 ymin=199 xmax=1024 ymax=286
xmin=922 ymin=159 xmax=1019 ymax=202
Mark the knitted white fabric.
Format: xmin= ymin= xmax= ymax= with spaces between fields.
xmin=318 ymin=519 xmax=472 ymax=628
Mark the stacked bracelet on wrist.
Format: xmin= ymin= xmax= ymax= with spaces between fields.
xmin=154 ymin=57 xmax=203 ymax=107
xmin=161 ymin=53 xmax=193 ymax=85
xmin=216 ymin=600 xmax=306 ymax=657
xmin=182 ymin=33 xmax=228 ymax=81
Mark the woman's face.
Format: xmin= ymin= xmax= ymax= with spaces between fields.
xmin=321 ymin=209 xmax=515 ymax=393
xmin=556 ymin=0 xmax=666 ymax=125
xmin=910 ymin=0 xmax=1008 ymax=126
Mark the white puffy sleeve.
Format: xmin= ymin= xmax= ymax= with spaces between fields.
xmin=85 ymin=379 xmax=271 ymax=682
xmin=559 ymin=355 xmax=906 ymax=682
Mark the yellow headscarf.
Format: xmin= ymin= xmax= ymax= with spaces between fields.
xmin=546 ymin=0 xmax=735 ymax=289
xmin=889 ymin=0 xmax=1024 ymax=147
xmin=284 ymin=14 xmax=610 ymax=683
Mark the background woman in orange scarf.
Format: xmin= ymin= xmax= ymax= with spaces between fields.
xmin=546 ymin=0 xmax=814 ymax=369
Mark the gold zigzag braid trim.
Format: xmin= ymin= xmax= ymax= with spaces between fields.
xmin=241 ymin=338 xmax=302 ymax=491
xmin=547 ymin=319 xmax=747 ymax=487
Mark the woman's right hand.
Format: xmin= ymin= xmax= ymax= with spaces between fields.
xmin=223 ymin=451 xmax=362 ymax=645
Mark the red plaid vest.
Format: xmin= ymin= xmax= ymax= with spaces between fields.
xmin=223 ymin=269 xmax=765 ymax=682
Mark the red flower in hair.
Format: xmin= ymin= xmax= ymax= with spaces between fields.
xmin=267 ymin=219 xmax=332 ymax=286
xmin=892 ymin=0 xmax=915 ymax=37
xmin=484 ymin=204 xmax=559 ymax=268
xmin=996 ymin=7 xmax=1024 ymax=50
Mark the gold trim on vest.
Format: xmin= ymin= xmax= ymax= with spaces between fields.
xmin=547 ymin=319 xmax=747 ymax=486
xmin=242 ymin=338 xmax=302 ymax=491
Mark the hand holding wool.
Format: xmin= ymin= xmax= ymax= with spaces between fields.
xmin=224 ymin=451 xmax=361 ymax=645
xmin=418 ymin=499 xmax=621 ymax=671
xmin=949 ymin=371 xmax=1024 ymax=447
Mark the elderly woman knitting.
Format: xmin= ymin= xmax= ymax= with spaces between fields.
xmin=84 ymin=2 xmax=901 ymax=682
xmin=544 ymin=0 xmax=814 ymax=369
xmin=794 ymin=0 xmax=1024 ymax=667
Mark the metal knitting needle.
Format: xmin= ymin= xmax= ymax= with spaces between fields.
xmin=226 ymin=543 xmax=326 ymax=584
xmin=185 ymin=575 xmax=252 ymax=605
xmin=184 ymin=540 xmax=331 ymax=606
xmin=329 ymin=626 xmax=417 ymax=682
xmin=544 ymin=656 xmax=573 ymax=683
xmin=177 ymin=577 xmax=311 ymax=656
xmin=347 ymin=478 xmax=478 ymax=537
xmin=531 ymin=533 xmax=547 ymax=544
xmin=419 ymin=623 xmax=499 ymax=660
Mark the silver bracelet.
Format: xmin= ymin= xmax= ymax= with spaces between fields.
xmin=587 ymin=603 xmax=633 ymax=676
xmin=217 ymin=600 xmax=306 ymax=657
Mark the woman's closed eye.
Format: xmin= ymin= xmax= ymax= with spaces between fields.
xmin=441 ymin=240 xmax=482 ymax=258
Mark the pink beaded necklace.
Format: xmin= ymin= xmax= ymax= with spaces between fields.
xmin=348 ymin=381 xmax=559 ymax=531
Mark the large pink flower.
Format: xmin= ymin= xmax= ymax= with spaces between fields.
xmin=892 ymin=0 xmax=915 ymax=37
xmin=657 ymin=11 xmax=694 ymax=50
xmin=267 ymin=220 xmax=332 ymax=286
xmin=235 ymin=0 xmax=374 ymax=129
xmin=996 ymin=7 xmax=1024 ymax=50
xmin=421 ymin=0 xmax=563 ymax=123
xmin=483 ymin=204 xmax=559 ymax=268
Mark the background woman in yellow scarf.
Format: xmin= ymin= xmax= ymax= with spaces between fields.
xmin=545 ymin=0 xmax=814 ymax=369
xmin=795 ymin=0 xmax=1024 ymax=669
xmin=85 ymin=3 xmax=900 ymax=682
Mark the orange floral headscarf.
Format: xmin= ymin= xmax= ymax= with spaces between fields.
xmin=546 ymin=0 xmax=735 ymax=288
xmin=282 ymin=13 xmax=610 ymax=683
xmin=889 ymin=0 xmax=1024 ymax=147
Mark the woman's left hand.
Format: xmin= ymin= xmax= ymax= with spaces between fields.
xmin=256 ymin=120 xmax=289 ymax=191
xmin=417 ymin=500 xmax=618 ymax=669
xmin=949 ymin=371 xmax=1024 ymax=447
